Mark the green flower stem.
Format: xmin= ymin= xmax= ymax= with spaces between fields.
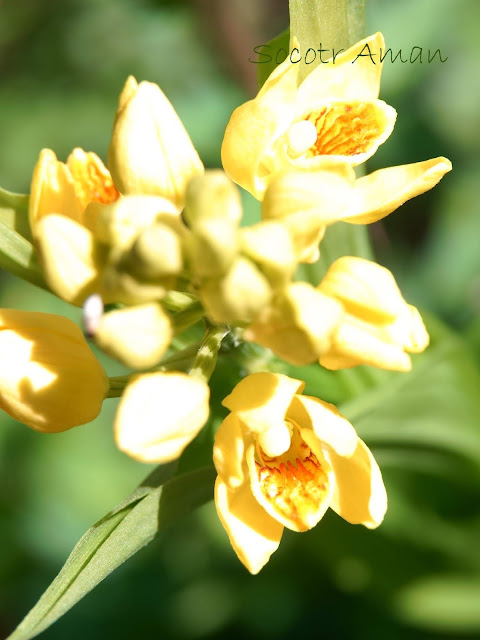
xmin=189 ymin=324 xmax=229 ymax=384
xmin=289 ymin=0 xmax=365 ymax=81
xmin=106 ymin=343 xmax=204 ymax=398
xmin=172 ymin=300 xmax=205 ymax=335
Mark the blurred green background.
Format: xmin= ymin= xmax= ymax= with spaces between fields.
xmin=1 ymin=0 xmax=480 ymax=638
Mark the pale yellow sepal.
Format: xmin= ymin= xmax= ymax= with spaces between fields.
xmin=244 ymin=283 xmax=343 ymax=366
xmin=95 ymin=303 xmax=172 ymax=369
xmin=222 ymin=33 xmax=395 ymax=199
xmin=108 ymin=76 xmax=204 ymax=208
xmin=187 ymin=218 xmax=238 ymax=279
xmin=0 ymin=310 xmax=108 ymax=432
xmin=115 ymin=372 xmax=210 ymax=463
xmin=318 ymin=257 xmax=429 ymax=371
xmin=36 ymin=214 xmax=104 ymax=306
xmin=213 ymin=372 xmax=387 ymax=573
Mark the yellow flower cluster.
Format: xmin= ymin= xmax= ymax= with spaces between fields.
xmin=0 ymin=32 xmax=451 ymax=573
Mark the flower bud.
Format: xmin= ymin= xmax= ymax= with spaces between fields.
xmin=0 ymin=310 xmax=108 ymax=432
xmin=241 ymin=221 xmax=296 ymax=288
xmin=95 ymin=303 xmax=172 ymax=369
xmin=108 ymin=76 xmax=204 ymax=207
xmin=187 ymin=218 xmax=238 ymax=279
xmin=183 ymin=170 xmax=242 ymax=229
xmin=200 ymin=257 xmax=272 ymax=325
xmin=115 ymin=371 xmax=210 ymax=463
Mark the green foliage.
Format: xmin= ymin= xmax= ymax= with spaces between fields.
xmin=7 ymin=464 xmax=215 ymax=640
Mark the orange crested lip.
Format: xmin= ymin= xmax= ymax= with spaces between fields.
xmin=68 ymin=152 xmax=119 ymax=210
xmin=254 ymin=432 xmax=330 ymax=532
xmin=304 ymin=101 xmax=390 ymax=158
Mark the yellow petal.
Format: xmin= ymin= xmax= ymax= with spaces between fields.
xmin=298 ymin=33 xmax=386 ymax=105
xmin=36 ymin=214 xmax=103 ymax=306
xmin=213 ymin=413 xmax=245 ymax=489
xmin=214 ymin=476 xmax=283 ymax=574
xmin=222 ymin=372 xmax=304 ymax=439
xmin=318 ymin=256 xmax=407 ymax=322
xmin=94 ymin=303 xmax=172 ymax=369
xmin=108 ymin=78 xmax=204 ymax=207
xmin=287 ymin=395 xmax=357 ymax=457
xmin=115 ymin=372 xmax=210 ymax=463
xmin=344 ymin=157 xmax=452 ymax=224
xmin=326 ymin=438 xmax=387 ymax=528
xmin=29 ymin=149 xmax=82 ymax=232
xmin=0 ymin=310 xmax=108 ymax=432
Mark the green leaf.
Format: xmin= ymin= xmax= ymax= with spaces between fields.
xmin=256 ymin=27 xmax=290 ymax=90
xmin=0 ymin=221 xmax=47 ymax=289
xmin=7 ymin=464 xmax=216 ymax=640
xmin=395 ymin=575 xmax=480 ymax=633
xmin=0 ymin=186 xmax=31 ymax=239
xmin=340 ymin=313 xmax=480 ymax=475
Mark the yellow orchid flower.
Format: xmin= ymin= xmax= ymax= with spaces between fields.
xmin=108 ymin=76 xmax=204 ymax=208
xmin=213 ymin=372 xmax=387 ymax=574
xmin=262 ymin=158 xmax=452 ymax=263
xmin=0 ymin=309 xmax=108 ymax=432
xmin=29 ymin=147 xmax=119 ymax=232
xmin=244 ymin=282 xmax=343 ymax=365
xmin=114 ymin=372 xmax=210 ymax=463
xmin=222 ymin=32 xmax=397 ymax=199
xmin=318 ymin=257 xmax=429 ymax=371
xmin=29 ymin=147 xmax=120 ymax=305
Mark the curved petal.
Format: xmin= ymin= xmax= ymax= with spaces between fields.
xmin=214 ymin=476 xmax=283 ymax=574
xmin=221 ymin=57 xmax=299 ymax=200
xmin=344 ymin=157 xmax=452 ymax=224
xmin=326 ymin=438 xmax=387 ymax=528
xmin=222 ymin=372 xmax=304 ymax=436
xmin=114 ymin=372 xmax=210 ymax=463
xmin=213 ymin=413 xmax=246 ymax=489
xmin=287 ymin=395 xmax=357 ymax=456
xmin=298 ymin=32 xmax=386 ymax=104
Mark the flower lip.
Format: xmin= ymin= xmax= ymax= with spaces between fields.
xmin=248 ymin=420 xmax=333 ymax=532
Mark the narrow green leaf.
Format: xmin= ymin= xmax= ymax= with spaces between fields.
xmin=256 ymin=27 xmax=290 ymax=89
xmin=7 ymin=464 xmax=215 ymax=640
xmin=0 ymin=186 xmax=31 ymax=239
xmin=0 ymin=221 xmax=47 ymax=289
